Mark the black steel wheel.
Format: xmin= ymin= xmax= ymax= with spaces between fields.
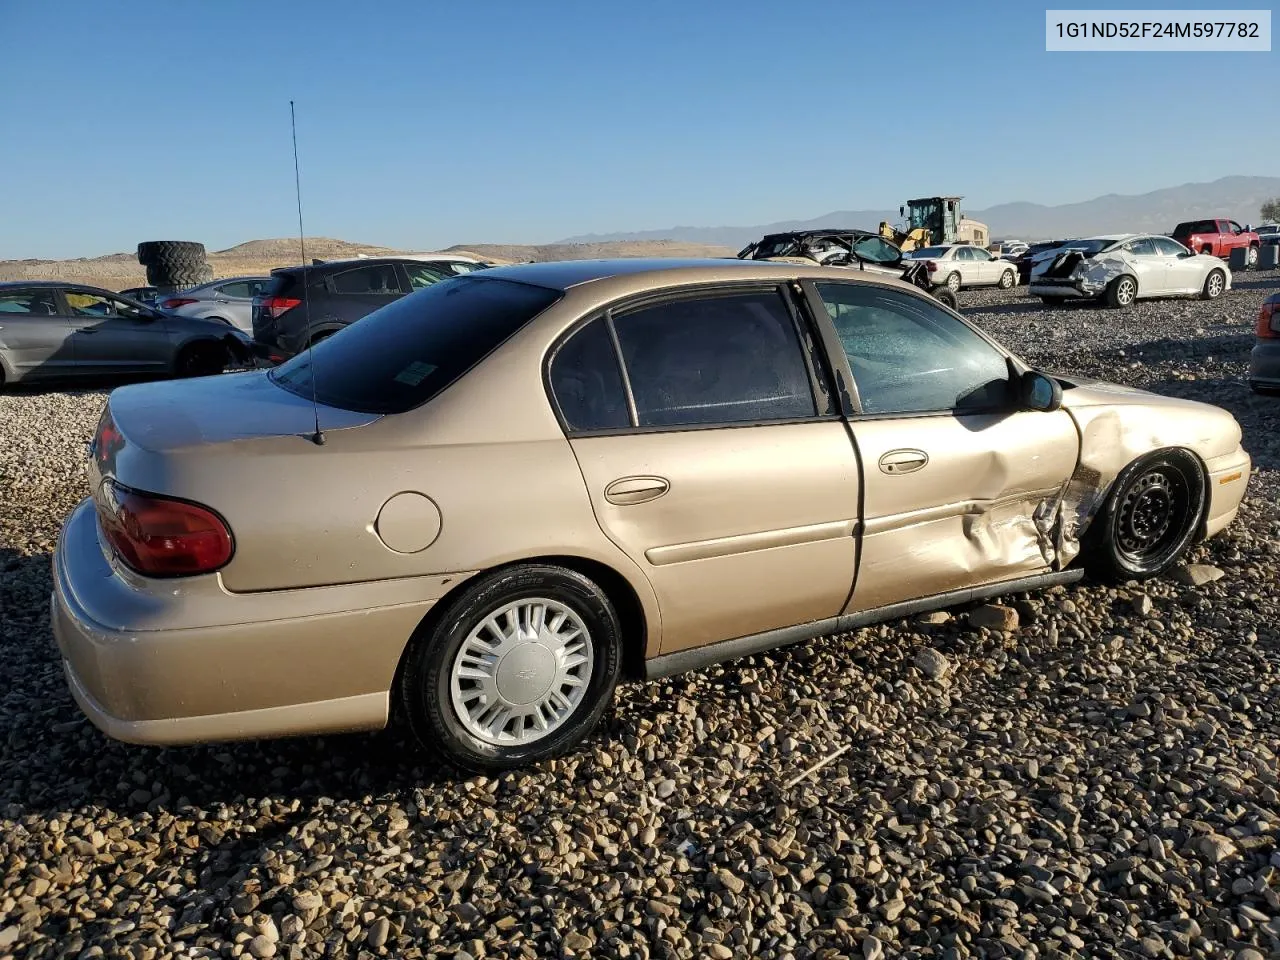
xmin=1083 ymin=449 xmax=1205 ymax=581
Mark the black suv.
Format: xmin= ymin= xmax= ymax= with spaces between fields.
xmin=251 ymin=257 xmax=490 ymax=362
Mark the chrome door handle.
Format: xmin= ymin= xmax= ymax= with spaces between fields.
xmin=604 ymin=476 xmax=670 ymax=505
xmin=879 ymin=449 xmax=928 ymax=475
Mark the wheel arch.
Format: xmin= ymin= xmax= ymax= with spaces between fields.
xmin=390 ymin=553 xmax=654 ymax=718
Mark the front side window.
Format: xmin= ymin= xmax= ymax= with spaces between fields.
xmin=611 ymin=289 xmax=817 ymax=428
xmin=405 ymin=264 xmax=448 ymax=290
xmin=816 ymin=282 xmax=1010 ymax=415
xmin=548 ymin=318 xmax=630 ymax=432
xmin=851 ymin=236 xmax=901 ymax=264
xmin=329 ymin=264 xmax=403 ymax=295
xmin=0 ymin=289 xmax=58 ymax=315
xmin=64 ymin=291 xmax=146 ymax=319
xmin=1152 ymin=237 xmax=1188 ymax=257
xmin=1229 ymin=221 xmax=1244 ymax=234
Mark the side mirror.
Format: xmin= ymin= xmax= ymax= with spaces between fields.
xmin=1020 ymin=370 xmax=1062 ymax=412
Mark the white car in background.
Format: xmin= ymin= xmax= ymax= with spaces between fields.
xmin=998 ymin=240 xmax=1029 ymax=259
xmin=1029 ymin=234 xmax=1230 ymax=308
xmin=905 ymin=244 xmax=1018 ymax=291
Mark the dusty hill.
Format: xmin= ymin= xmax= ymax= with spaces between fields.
xmin=0 ymin=238 xmax=735 ymax=291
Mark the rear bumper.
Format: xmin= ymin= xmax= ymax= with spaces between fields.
xmin=51 ymin=498 xmax=471 ymax=745
xmin=1249 ymin=339 xmax=1280 ymax=388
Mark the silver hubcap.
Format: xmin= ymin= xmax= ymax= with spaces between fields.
xmin=1247 ymin=247 xmax=1258 ymax=265
xmin=1001 ymin=271 xmax=1013 ymax=288
xmin=947 ymin=273 xmax=961 ymax=291
xmin=449 ymin=598 xmax=593 ymax=746
xmin=1208 ymin=273 xmax=1223 ymax=297
xmin=1118 ymin=279 xmax=1135 ymax=304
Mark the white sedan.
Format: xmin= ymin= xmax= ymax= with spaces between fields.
xmin=1029 ymin=234 xmax=1231 ymax=308
xmin=906 ymin=244 xmax=1018 ymax=292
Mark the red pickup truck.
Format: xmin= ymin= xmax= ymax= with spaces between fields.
xmin=1172 ymin=218 xmax=1260 ymax=266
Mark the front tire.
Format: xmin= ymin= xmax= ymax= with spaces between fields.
xmin=1201 ymin=269 xmax=1226 ymax=301
xmin=998 ymin=268 xmax=1016 ymax=289
xmin=399 ymin=564 xmax=623 ymax=772
xmin=1105 ymin=275 xmax=1137 ymax=308
xmin=174 ymin=341 xmax=226 ymax=378
xmin=1083 ymin=449 xmax=1205 ymax=582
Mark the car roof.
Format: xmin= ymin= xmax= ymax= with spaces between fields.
xmin=758 ymin=228 xmax=879 ymax=240
xmin=476 ymin=257 xmax=918 ymax=295
xmin=0 ymin=280 xmax=119 ymax=293
xmin=273 ymin=256 xmax=467 ymax=275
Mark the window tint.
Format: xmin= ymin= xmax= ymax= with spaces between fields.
xmin=816 ymin=283 xmax=1011 ymax=415
xmin=270 ymin=276 xmax=560 ymax=415
xmin=64 ymin=291 xmax=146 ymax=319
xmin=549 ymin=319 xmax=630 ymax=432
xmin=1126 ymin=238 xmax=1159 ymax=257
xmin=218 ymin=281 xmax=252 ymax=298
xmin=330 ymin=264 xmax=403 ymax=295
xmin=0 ymin=289 xmax=58 ymax=315
xmin=405 ymin=264 xmax=448 ymax=290
xmin=612 ymin=290 xmax=816 ymax=427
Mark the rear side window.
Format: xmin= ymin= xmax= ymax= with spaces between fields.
xmin=329 ymin=264 xmax=403 ymax=295
xmin=270 ymin=276 xmax=561 ymax=415
xmin=611 ymin=290 xmax=817 ymax=427
xmin=218 ymin=281 xmax=252 ymax=298
xmin=0 ymin=289 xmax=58 ymax=315
xmin=548 ymin=319 xmax=630 ymax=432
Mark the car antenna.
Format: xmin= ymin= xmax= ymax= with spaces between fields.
xmin=291 ymin=99 xmax=324 ymax=445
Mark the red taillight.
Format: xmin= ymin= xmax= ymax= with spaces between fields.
xmin=160 ymin=297 xmax=198 ymax=309
xmin=92 ymin=408 xmax=124 ymax=467
xmin=258 ymin=296 xmax=301 ymax=319
xmin=97 ymin=480 xmax=233 ymax=577
xmin=1258 ymin=301 xmax=1280 ymax=339
xmin=926 ymin=261 xmax=937 ymax=272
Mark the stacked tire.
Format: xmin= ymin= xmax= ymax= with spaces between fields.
xmin=136 ymin=241 xmax=213 ymax=292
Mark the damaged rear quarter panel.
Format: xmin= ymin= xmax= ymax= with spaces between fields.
xmin=1052 ymin=379 xmax=1244 ymax=562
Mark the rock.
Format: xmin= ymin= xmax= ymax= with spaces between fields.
xmin=1171 ymin=564 xmax=1225 ymax=586
xmin=0 ymin=928 xmax=18 ymax=949
xmin=1196 ymin=834 xmax=1237 ymax=864
xmin=714 ymin=869 xmax=745 ymax=895
xmin=913 ymin=647 xmax=952 ymax=680
xmin=862 ymin=935 xmax=885 ymax=960
xmin=1132 ymin=594 xmax=1154 ymax=615
xmin=655 ymin=779 xmax=677 ymax=799
xmin=366 ymin=918 xmax=390 ymax=949
xmin=879 ymin=898 xmax=906 ymax=921
xmin=564 ymin=932 xmax=593 ymax=953
xmin=916 ymin=610 xmax=951 ymax=624
xmin=246 ymin=935 xmax=276 ymax=959
xmin=968 ymin=604 xmax=1019 ymax=631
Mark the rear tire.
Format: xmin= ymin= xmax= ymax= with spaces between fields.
xmin=998 ymin=268 xmax=1016 ymax=289
xmin=932 ymin=286 xmax=959 ymax=310
xmin=1082 ymin=449 xmax=1205 ymax=582
xmin=1246 ymin=244 xmax=1259 ymax=268
xmin=945 ymin=271 xmax=962 ymax=292
xmin=398 ymin=564 xmax=623 ymax=772
xmin=1201 ymin=268 xmax=1226 ymax=301
xmin=1105 ymin=275 xmax=1137 ymax=308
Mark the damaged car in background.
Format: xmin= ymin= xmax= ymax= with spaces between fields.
xmin=738 ymin=228 xmax=961 ymax=308
xmin=1030 ymin=234 xmax=1230 ymax=308
xmin=52 ymin=260 xmax=1250 ymax=771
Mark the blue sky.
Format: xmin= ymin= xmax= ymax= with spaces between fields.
xmin=0 ymin=0 xmax=1274 ymax=258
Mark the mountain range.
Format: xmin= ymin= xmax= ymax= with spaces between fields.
xmin=558 ymin=176 xmax=1280 ymax=248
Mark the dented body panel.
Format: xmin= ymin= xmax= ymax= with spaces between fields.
xmin=1029 ymin=234 xmax=1231 ymax=302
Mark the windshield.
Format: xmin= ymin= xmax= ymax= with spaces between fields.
xmin=269 ymin=275 xmax=562 ymax=415
xmin=908 ymin=200 xmax=940 ymax=232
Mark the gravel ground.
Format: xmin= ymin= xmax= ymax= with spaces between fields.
xmin=1 ymin=276 xmax=1278 ymax=960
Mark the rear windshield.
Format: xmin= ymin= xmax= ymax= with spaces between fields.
xmin=1060 ymin=239 xmax=1114 ymax=255
xmin=907 ymin=246 xmax=949 ymax=258
xmin=1174 ymin=221 xmax=1215 ymax=235
xmin=269 ymin=275 xmax=561 ymax=415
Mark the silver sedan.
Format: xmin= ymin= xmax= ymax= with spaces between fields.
xmin=157 ymin=276 xmax=272 ymax=334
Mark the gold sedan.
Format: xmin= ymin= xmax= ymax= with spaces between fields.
xmin=52 ymin=259 xmax=1251 ymax=771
